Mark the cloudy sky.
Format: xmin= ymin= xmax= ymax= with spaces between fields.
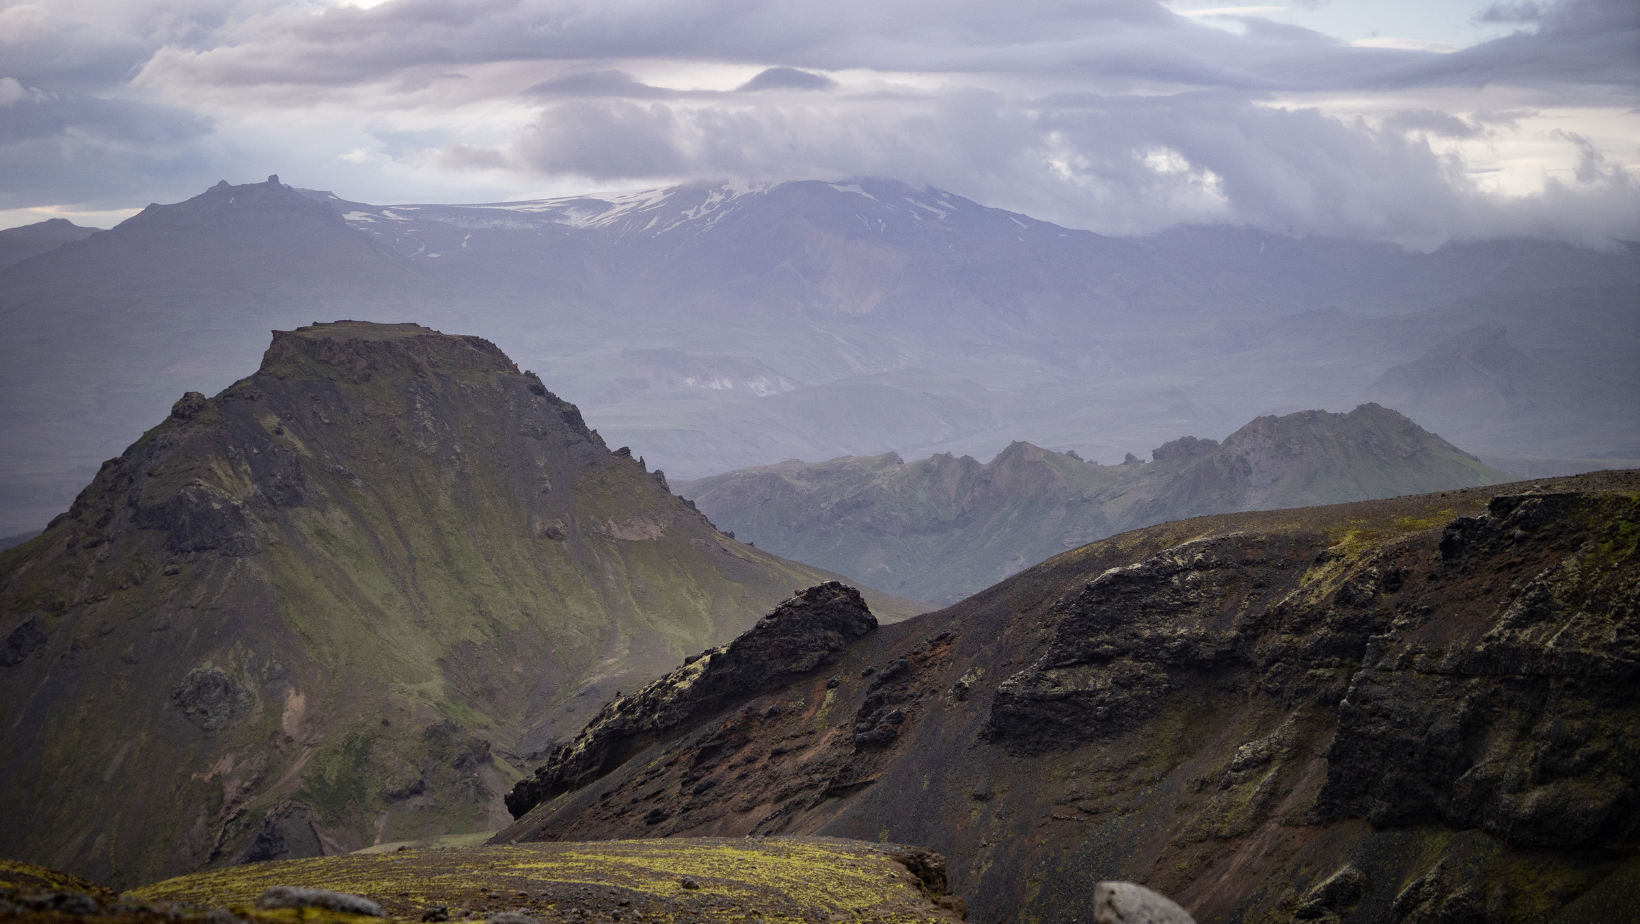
xmin=1 ymin=0 xmax=1636 ymax=245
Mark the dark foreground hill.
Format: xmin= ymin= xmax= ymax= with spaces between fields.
xmin=502 ymin=470 xmax=1640 ymax=923
xmin=680 ymin=404 xmax=1512 ymax=604
xmin=0 ymin=321 xmax=916 ymax=890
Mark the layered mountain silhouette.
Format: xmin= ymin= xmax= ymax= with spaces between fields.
xmin=0 ymin=177 xmax=467 ymax=535
xmin=3 ymin=176 xmax=1636 ymax=535
xmin=0 ymin=219 xmax=96 ymax=271
xmin=678 ymin=404 xmax=1512 ymax=604
xmin=0 ymin=322 xmax=915 ymax=888
xmin=500 ymin=470 xmax=1640 ymax=923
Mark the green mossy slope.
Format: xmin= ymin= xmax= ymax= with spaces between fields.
xmin=0 ymin=322 xmax=917 ymax=890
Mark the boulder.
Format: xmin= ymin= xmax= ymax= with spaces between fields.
xmin=255 ymin=886 xmax=384 ymax=916
xmin=1092 ymin=882 xmax=1195 ymax=924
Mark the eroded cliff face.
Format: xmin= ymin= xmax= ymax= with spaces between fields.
xmin=499 ymin=471 xmax=1640 ymax=924
xmin=0 ymin=322 xmax=894 ymax=889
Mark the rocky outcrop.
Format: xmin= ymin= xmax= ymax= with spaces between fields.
xmin=505 ymin=582 xmax=876 ymax=817
xmin=1310 ymin=490 xmax=1640 ymax=850
xmin=168 ymin=667 xmax=251 ymax=733
xmin=984 ymin=534 xmax=1318 ymax=751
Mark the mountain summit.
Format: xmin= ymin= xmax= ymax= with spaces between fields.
xmin=0 ymin=321 xmax=906 ymax=888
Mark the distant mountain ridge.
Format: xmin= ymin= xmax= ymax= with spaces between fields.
xmin=0 ymin=218 xmax=97 ymax=271
xmin=678 ymin=404 xmax=1512 ymax=604
xmin=311 ymin=178 xmax=1640 ymax=323
xmin=2 ymin=174 xmax=1634 ymax=535
xmin=0 ymin=321 xmax=916 ymax=889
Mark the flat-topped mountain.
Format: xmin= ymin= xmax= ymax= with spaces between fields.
xmin=0 ymin=321 xmax=914 ymax=889
xmin=501 ymin=470 xmax=1640 ymax=923
xmin=679 ymin=404 xmax=1512 ymax=604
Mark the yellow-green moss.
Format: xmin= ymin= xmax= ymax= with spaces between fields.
xmin=130 ymin=840 xmax=959 ymax=923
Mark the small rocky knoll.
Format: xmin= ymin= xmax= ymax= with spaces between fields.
xmin=677 ymin=403 xmax=1511 ymax=604
xmin=0 ymin=322 xmax=914 ymax=890
xmin=500 ymin=470 xmax=1640 ymax=923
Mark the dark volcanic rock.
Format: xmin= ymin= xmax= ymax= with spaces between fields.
xmin=1311 ymin=490 xmax=1640 ymax=850
xmin=1 ymin=618 xmax=48 ymax=667
xmin=983 ymin=535 xmax=1318 ymax=751
xmin=241 ymin=802 xmax=326 ymax=864
xmin=505 ymin=582 xmax=876 ymax=817
xmin=169 ymin=667 xmax=250 ymax=733
xmin=135 ymin=480 xmax=263 ymax=555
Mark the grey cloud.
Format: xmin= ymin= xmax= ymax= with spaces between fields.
xmin=507 ymin=85 xmax=1638 ymax=245
xmin=525 ymin=70 xmax=683 ymax=99
xmin=1385 ymin=109 xmax=1484 ymax=138
xmin=519 ymin=100 xmax=687 ymax=179
xmin=127 ymin=0 xmax=1634 ymax=97
xmin=1477 ymin=2 xmax=1546 ymax=24
xmin=437 ymin=142 xmax=509 ymax=171
xmin=370 ymin=128 xmax=452 ymax=158
xmin=738 ymin=67 xmax=838 ymax=92
xmin=1381 ymin=0 xmax=1639 ymax=90
xmin=0 ymin=91 xmax=220 ymax=209
xmin=1556 ymin=130 xmax=1628 ymax=184
xmin=9 ymin=0 xmax=1636 ymax=245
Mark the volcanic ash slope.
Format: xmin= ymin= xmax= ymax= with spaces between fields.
xmin=0 ymin=321 xmax=911 ymax=888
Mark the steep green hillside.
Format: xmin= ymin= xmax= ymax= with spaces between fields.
xmin=503 ymin=470 xmax=1640 ymax=924
xmin=679 ymin=404 xmax=1512 ymax=604
xmin=0 ymin=322 xmax=914 ymax=889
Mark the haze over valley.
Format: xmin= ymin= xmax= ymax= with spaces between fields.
xmin=1 ymin=176 xmax=1634 ymax=538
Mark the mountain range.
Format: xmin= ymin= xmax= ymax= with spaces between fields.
xmin=501 ymin=469 xmax=1640 ymax=923
xmin=0 ymin=321 xmax=916 ymax=889
xmin=678 ymin=404 xmax=1513 ymax=604
xmin=2 ymin=175 xmax=1636 ymax=535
